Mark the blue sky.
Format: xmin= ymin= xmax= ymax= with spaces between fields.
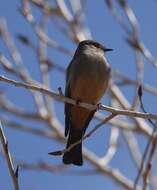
xmin=0 ymin=1 xmax=157 ymax=190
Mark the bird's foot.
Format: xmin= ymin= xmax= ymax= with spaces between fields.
xmin=96 ymin=102 xmax=101 ymax=111
xmin=58 ymin=87 xmax=63 ymax=95
xmin=76 ymin=99 xmax=81 ymax=106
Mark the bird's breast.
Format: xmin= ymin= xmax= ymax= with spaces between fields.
xmin=70 ymin=58 xmax=110 ymax=104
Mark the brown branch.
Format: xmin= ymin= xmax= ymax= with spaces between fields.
xmin=143 ymin=132 xmax=157 ymax=190
xmin=0 ymin=121 xmax=19 ymax=190
xmin=1 ymin=75 xmax=157 ymax=121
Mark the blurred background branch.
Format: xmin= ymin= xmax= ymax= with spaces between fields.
xmin=0 ymin=0 xmax=157 ymax=190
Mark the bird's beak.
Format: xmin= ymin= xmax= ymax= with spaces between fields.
xmin=104 ymin=48 xmax=113 ymax=52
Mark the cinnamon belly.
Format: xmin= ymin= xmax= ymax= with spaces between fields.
xmin=70 ymin=73 xmax=108 ymax=130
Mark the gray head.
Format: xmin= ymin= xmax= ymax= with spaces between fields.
xmin=77 ymin=40 xmax=113 ymax=53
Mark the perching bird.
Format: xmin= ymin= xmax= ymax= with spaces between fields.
xmin=63 ymin=40 xmax=112 ymax=166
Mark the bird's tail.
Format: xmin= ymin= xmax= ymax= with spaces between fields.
xmin=63 ymin=127 xmax=83 ymax=166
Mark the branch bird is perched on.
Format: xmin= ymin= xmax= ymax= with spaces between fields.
xmin=63 ymin=40 xmax=112 ymax=166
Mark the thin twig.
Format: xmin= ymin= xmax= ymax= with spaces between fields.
xmin=143 ymin=132 xmax=157 ymax=190
xmin=113 ymin=70 xmax=157 ymax=97
xmin=1 ymin=75 xmax=157 ymax=121
xmin=0 ymin=18 xmax=47 ymax=117
xmin=50 ymin=113 xmax=116 ymax=156
xmin=0 ymin=121 xmax=19 ymax=190
xmin=83 ymin=148 xmax=142 ymax=190
xmin=0 ymin=118 xmax=60 ymax=141
xmin=18 ymin=160 xmax=66 ymax=173
xmin=134 ymin=86 xmax=157 ymax=190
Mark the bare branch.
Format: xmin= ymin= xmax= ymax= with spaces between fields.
xmin=1 ymin=75 xmax=157 ymax=121
xmin=49 ymin=113 xmax=116 ymax=156
xmin=0 ymin=118 xmax=60 ymax=141
xmin=99 ymin=127 xmax=119 ymax=166
xmin=18 ymin=160 xmax=66 ymax=173
xmin=0 ymin=121 xmax=19 ymax=190
xmin=83 ymin=148 xmax=142 ymax=190
xmin=142 ymin=132 xmax=157 ymax=190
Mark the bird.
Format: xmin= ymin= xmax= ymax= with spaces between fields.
xmin=63 ymin=40 xmax=112 ymax=166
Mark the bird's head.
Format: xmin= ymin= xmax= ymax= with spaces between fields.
xmin=78 ymin=40 xmax=113 ymax=53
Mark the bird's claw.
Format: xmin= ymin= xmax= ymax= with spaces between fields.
xmin=96 ymin=102 xmax=101 ymax=111
xmin=76 ymin=99 xmax=81 ymax=106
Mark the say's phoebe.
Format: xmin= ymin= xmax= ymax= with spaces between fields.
xmin=63 ymin=40 xmax=112 ymax=166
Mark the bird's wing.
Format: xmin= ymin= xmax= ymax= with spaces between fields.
xmin=64 ymin=61 xmax=73 ymax=137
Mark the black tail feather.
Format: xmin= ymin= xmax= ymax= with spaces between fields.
xmin=63 ymin=128 xmax=83 ymax=166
